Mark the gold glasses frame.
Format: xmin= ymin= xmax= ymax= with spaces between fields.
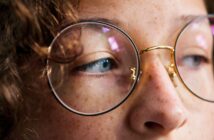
xmin=47 ymin=15 xmax=214 ymax=116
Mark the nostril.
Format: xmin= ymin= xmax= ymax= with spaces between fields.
xmin=144 ymin=121 xmax=164 ymax=131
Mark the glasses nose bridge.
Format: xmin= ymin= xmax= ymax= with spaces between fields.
xmin=139 ymin=45 xmax=175 ymax=65
xmin=139 ymin=45 xmax=177 ymax=86
xmin=140 ymin=45 xmax=174 ymax=54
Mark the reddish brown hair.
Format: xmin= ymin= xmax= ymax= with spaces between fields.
xmin=0 ymin=0 xmax=78 ymax=139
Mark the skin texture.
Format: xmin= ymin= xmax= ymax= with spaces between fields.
xmin=27 ymin=0 xmax=214 ymax=140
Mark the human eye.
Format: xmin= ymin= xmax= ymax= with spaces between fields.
xmin=74 ymin=57 xmax=118 ymax=74
xmin=181 ymin=54 xmax=209 ymax=70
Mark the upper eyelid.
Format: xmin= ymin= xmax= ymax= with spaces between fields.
xmin=177 ymin=47 xmax=211 ymax=58
xmin=71 ymin=51 xmax=118 ymax=67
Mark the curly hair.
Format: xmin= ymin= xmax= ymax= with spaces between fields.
xmin=0 ymin=0 xmax=78 ymax=139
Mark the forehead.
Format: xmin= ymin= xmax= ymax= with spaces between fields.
xmin=77 ymin=0 xmax=207 ymax=31
xmin=77 ymin=0 xmax=207 ymax=47
xmin=78 ymin=0 xmax=207 ymax=19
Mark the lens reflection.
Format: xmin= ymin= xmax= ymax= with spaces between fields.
xmin=47 ymin=22 xmax=140 ymax=115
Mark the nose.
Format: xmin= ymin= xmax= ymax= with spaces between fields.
xmin=128 ymin=53 xmax=187 ymax=136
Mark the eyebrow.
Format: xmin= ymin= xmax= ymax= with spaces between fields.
xmin=80 ymin=14 xmax=202 ymax=23
xmin=180 ymin=15 xmax=198 ymax=21
xmin=179 ymin=14 xmax=209 ymax=25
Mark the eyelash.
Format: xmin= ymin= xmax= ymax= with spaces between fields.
xmin=72 ymin=57 xmax=118 ymax=75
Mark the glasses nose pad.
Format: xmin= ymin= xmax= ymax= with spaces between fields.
xmin=165 ymin=63 xmax=177 ymax=87
xmin=130 ymin=67 xmax=137 ymax=80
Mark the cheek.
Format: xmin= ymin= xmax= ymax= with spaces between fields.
xmin=34 ymin=92 xmax=120 ymax=140
xmin=189 ymin=106 xmax=214 ymax=138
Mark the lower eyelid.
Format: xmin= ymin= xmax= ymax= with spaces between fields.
xmin=72 ymin=69 xmax=115 ymax=78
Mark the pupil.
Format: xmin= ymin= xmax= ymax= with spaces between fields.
xmin=102 ymin=60 xmax=109 ymax=68
xmin=192 ymin=56 xmax=201 ymax=66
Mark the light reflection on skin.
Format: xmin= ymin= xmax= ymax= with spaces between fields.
xmin=196 ymin=34 xmax=209 ymax=49
xmin=102 ymin=27 xmax=110 ymax=33
xmin=108 ymin=37 xmax=120 ymax=51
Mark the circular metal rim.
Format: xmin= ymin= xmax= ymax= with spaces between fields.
xmin=174 ymin=15 xmax=214 ymax=103
xmin=46 ymin=20 xmax=141 ymax=116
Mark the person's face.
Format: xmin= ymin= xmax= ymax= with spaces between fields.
xmin=31 ymin=0 xmax=214 ymax=140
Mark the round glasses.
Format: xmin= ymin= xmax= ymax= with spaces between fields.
xmin=47 ymin=15 xmax=214 ymax=116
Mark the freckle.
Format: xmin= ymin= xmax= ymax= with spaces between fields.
xmin=156 ymin=86 xmax=159 ymax=89
xmin=120 ymin=105 xmax=125 ymax=110
xmin=109 ymin=116 xmax=113 ymax=121
xmin=84 ymin=97 xmax=88 ymax=102
xmin=76 ymin=94 xmax=80 ymax=98
xmin=155 ymin=82 xmax=161 ymax=90
xmin=148 ymin=74 xmax=153 ymax=80
xmin=73 ymin=119 xmax=81 ymax=129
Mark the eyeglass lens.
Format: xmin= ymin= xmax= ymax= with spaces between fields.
xmin=175 ymin=16 xmax=214 ymax=102
xmin=47 ymin=22 xmax=140 ymax=115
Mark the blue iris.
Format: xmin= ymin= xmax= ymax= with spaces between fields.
xmin=77 ymin=58 xmax=116 ymax=73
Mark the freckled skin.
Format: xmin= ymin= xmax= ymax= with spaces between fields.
xmin=26 ymin=0 xmax=214 ymax=140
